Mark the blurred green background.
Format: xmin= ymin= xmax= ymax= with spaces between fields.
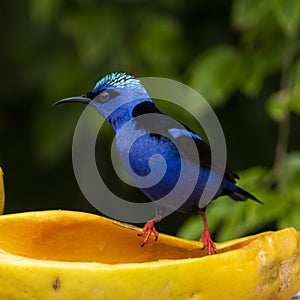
xmin=1 ymin=0 xmax=300 ymax=241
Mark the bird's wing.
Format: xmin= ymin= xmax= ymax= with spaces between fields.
xmin=131 ymin=101 xmax=239 ymax=183
xmin=167 ymin=127 xmax=239 ymax=183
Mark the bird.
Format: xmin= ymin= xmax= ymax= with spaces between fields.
xmin=55 ymin=72 xmax=261 ymax=255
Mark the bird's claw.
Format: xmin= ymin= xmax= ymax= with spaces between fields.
xmin=137 ymin=220 xmax=159 ymax=246
xmin=200 ymin=230 xmax=217 ymax=255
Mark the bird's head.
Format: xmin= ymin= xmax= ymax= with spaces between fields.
xmin=55 ymin=73 xmax=151 ymax=122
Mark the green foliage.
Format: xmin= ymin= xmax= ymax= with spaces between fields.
xmin=232 ymin=0 xmax=269 ymax=30
xmin=1 ymin=0 xmax=300 ymax=240
xmin=188 ymin=45 xmax=244 ymax=107
xmin=277 ymin=152 xmax=300 ymax=229
xmin=134 ymin=13 xmax=186 ymax=74
xmin=290 ymin=59 xmax=300 ymax=116
xmin=61 ymin=8 xmax=124 ymax=67
xmin=271 ymin=0 xmax=300 ymax=37
xmin=30 ymin=0 xmax=62 ymax=25
xmin=179 ymin=0 xmax=300 ymax=241
xmin=266 ymin=91 xmax=290 ymax=122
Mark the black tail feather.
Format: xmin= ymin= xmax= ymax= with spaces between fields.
xmin=227 ymin=187 xmax=262 ymax=204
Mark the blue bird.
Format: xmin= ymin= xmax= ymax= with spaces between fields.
xmin=55 ymin=72 xmax=261 ymax=255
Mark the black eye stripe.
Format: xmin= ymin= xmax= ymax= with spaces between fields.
xmin=86 ymin=88 xmax=120 ymax=101
xmin=86 ymin=91 xmax=97 ymax=99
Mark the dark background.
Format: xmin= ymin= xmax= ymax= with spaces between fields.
xmin=1 ymin=0 xmax=300 ymax=241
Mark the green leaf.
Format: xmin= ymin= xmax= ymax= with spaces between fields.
xmin=176 ymin=214 xmax=202 ymax=240
xmin=188 ymin=45 xmax=244 ymax=107
xmin=289 ymin=59 xmax=300 ymax=115
xmin=271 ymin=0 xmax=300 ymax=37
xmin=177 ymin=197 xmax=234 ymax=241
xmin=291 ymin=59 xmax=300 ymax=91
xmin=30 ymin=0 xmax=62 ymax=24
xmin=265 ymin=58 xmax=300 ymax=118
xmin=240 ymin=41 xmax=284 ymax=97
xmin=134 ymin=13 xmax=186 ymax=74
xmin=177 ymin=165 xmax=289 ymax=242
xmin=284 ymin=151 xmax=300 ymax=189
xmin=215 ymin=186 xmax=288 ymax=241
xmin=241 ymin=53 xmax=274 ymax=97
xmin=236 ymin=166 xmax=274 ymax=187
xmin=214 ymin=167 xmax=283 ymax=240
xmin=277 ymin=152 xmax=300 ymax=229
xmin=277 ymin=206 xmax=300 ymax=229
xmin=266 ymin=91 xmax=290 ymax=122
xmin=232 ymin=0 xmax=270 ymax=30
xmin=287 ymin=97 xmax=300 ymax=116
xmin=60 ymin=8 xmax=123 ymax=67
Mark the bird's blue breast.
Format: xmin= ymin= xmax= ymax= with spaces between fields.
xmin=128 ymin=134 xmax=181 ymax=200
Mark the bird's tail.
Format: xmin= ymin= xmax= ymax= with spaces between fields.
xmin=228 ymin=186 xmax=262 ymax=204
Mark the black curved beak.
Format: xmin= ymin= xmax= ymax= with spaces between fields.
xmin=54 ymin=95 xmax=91 ymax=106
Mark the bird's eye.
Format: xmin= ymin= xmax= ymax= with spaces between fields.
xmin=99 ymin=91 xmax=110 ymax=103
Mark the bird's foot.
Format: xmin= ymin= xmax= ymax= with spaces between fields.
xmin=137 ymin=220 xmax=159 ymax=247
xmin=200 ymin=229 xmax=217 ymax=255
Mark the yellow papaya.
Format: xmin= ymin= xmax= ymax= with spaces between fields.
xmin=0 ymin=210 xmax=299 ymax=299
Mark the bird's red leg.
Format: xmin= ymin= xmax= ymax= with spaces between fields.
xmin=137 ymin=216 xmax=161 ymax=247
xmin=199 ymin=208 xmax=217 ymax=255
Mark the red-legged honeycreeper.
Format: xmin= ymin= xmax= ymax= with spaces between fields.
xmin=55 ymin=73 xmax=261 ymax=255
